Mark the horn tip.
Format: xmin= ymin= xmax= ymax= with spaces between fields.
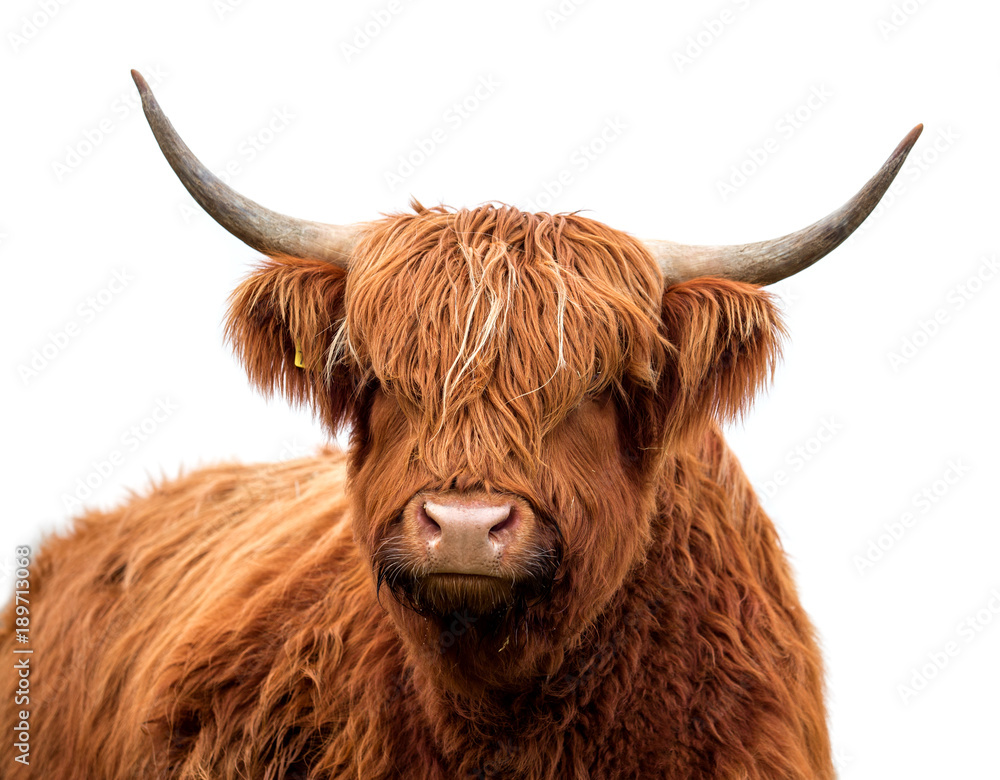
xmin=895 ymin=123 xmax=924 ymax=157
xmin=131 ymin=69 xmax=149 ymax=94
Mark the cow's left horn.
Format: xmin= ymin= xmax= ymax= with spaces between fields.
xmin=131 ymin=70 xmax=360 ymax=268
xmin=643 ymin=124 xmax=923 ymax=286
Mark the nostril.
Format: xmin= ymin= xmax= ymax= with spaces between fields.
xmin=488 ymin=505 xmax=517 ymax=537
xmin=417 ymin=503 xmax=442 ymax=538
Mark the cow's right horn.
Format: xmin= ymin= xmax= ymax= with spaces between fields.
xmin=643 ymin=124 xmax=924 ymax=286
xmin=132 ymin=70 xmax=361 ymax=268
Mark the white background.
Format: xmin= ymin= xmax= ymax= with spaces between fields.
xmin=2 ymin=1 xmax=998 ymax=777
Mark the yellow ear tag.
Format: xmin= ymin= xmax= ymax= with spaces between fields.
xmin=293 ymin=341 xmax=305 ymax=369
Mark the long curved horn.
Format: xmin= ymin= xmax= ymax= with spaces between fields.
xmin=131 ymin=70 xmax=361 ymax=268
xmin=644 ymin=124 xmax=924 ymax=286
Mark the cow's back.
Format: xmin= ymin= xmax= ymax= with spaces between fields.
xmin=0 ymin=449 xmax=364 ymax=778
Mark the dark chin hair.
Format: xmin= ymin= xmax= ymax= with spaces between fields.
xmin=374 ymin=540 xmax=561 ymax=629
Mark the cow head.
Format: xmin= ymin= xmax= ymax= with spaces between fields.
xmin=132 ymin=71 xmax=920 ymax=692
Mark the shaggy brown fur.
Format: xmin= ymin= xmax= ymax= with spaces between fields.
xmin=1 ymin=203 xmax=831 ymax=778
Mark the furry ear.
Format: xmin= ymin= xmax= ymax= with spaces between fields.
xmin=656 ymin=277 xmax=785 ymax=444
xmin=224 ymin=258 xmax=355 ymax=433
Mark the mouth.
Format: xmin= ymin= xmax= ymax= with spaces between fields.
xmin=380 ymin=569 xmax=523 ymax=619
xmin=414 ymin=573 xmax=517 ymax=616
xmin=376 ymin=555 xmax=559 ymax=621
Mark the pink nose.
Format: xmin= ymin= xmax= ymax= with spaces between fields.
xmin=416 ymin=497 xmax=519 ymax=574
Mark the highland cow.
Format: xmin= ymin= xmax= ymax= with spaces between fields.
xmin=0 ymin=71 xmax=922 ymax=778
